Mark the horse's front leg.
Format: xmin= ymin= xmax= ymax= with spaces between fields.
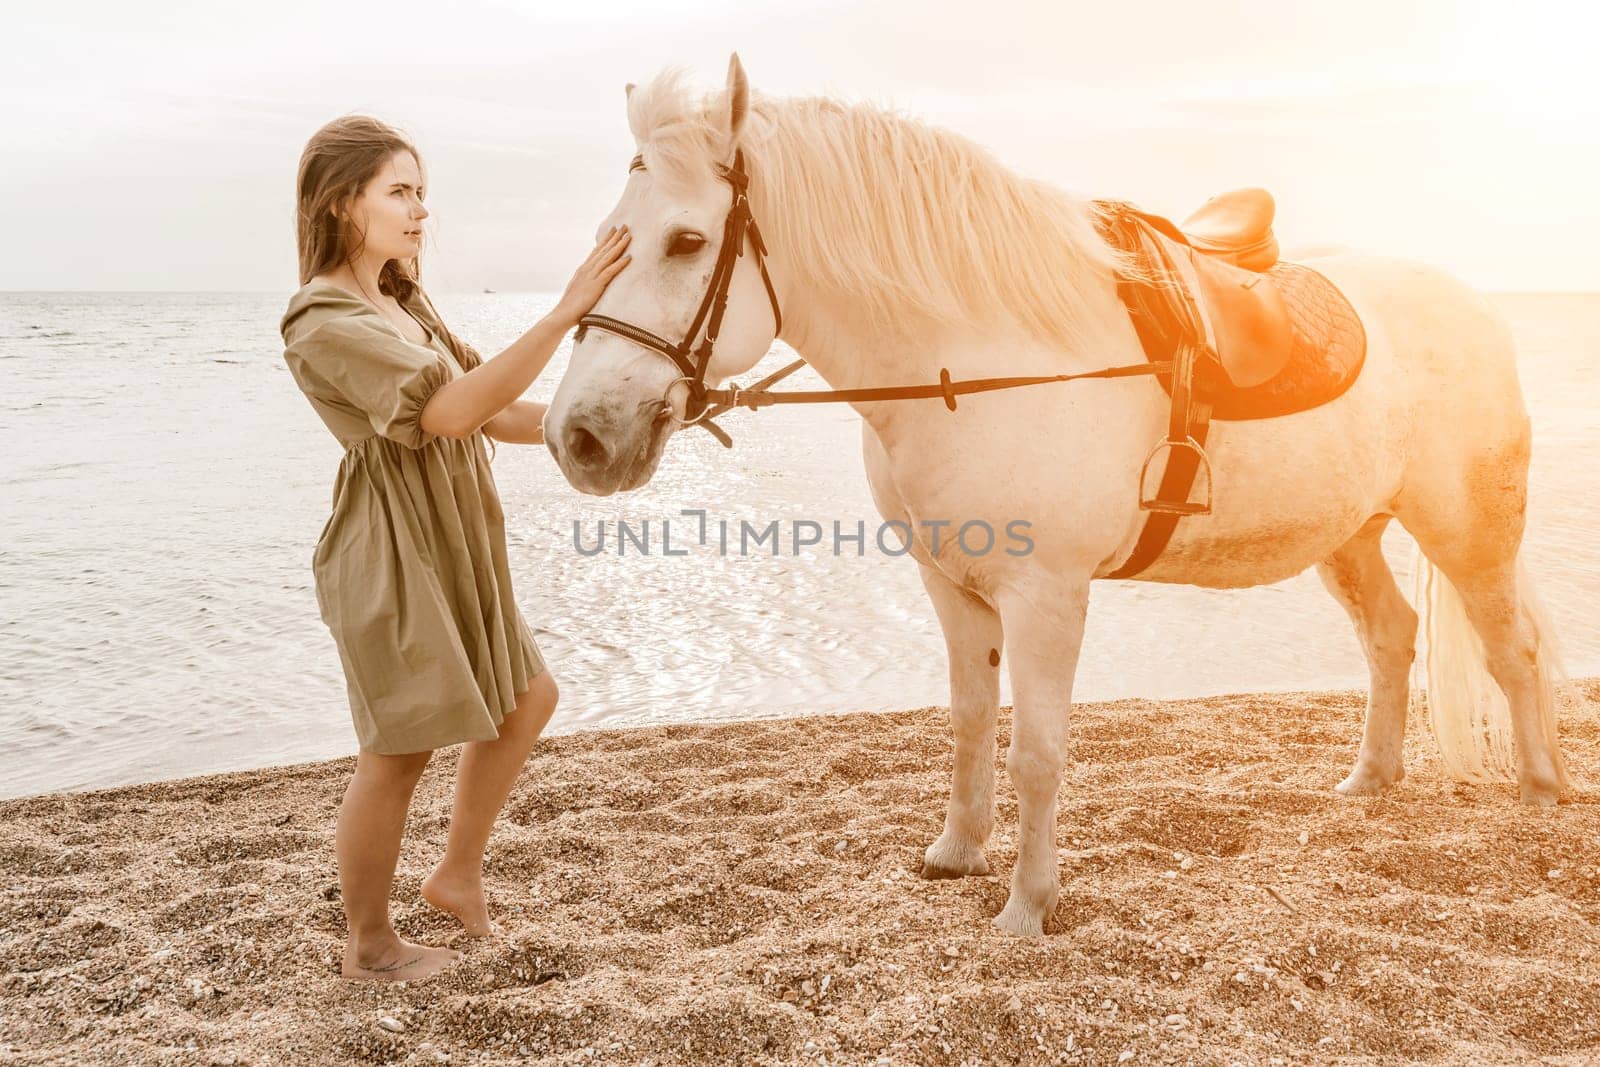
xmin=991 ymin=579 xmax=1089 ymax=936
xmin=917 ymin=563 xmax=1004 ymax=879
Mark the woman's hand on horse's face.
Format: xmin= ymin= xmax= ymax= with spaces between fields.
xmin=552 ymin=226 xmax=631 ymax=329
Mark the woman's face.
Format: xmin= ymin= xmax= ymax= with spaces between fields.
xmin=342 ymin=149 xmax=428 ymax=263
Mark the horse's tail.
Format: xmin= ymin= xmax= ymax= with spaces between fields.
xmin=1412 ymin=545 xmax=1574 ymax=791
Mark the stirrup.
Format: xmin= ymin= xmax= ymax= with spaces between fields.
xmin=1135 ymin=437 xmax=1214 ymax=515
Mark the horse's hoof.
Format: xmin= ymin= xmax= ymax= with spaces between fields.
xmin=1334 ymin=765 xmax=1401 ymax=797
xmin=1518 ymin=781 xmax=1561 ymax=807
xmin=992 ymin=896 xmax=1047 ymax=937
xmin=921 ymin=858 xmax=986 ymax=880
xmin=920 ymin=835 xmax=990 ymax=879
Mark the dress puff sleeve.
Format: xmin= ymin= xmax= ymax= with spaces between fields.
xmin=281 ymin=292 xmax=452 ymax=450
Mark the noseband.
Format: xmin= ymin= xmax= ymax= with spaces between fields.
xmin=574 ymin=149 xmax=783 ymax=447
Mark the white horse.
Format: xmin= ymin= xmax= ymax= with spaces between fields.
xmin=543 ymin=56 xmax=1578 ymax=936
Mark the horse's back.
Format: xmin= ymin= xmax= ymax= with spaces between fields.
xmin=1296 ymin=252 xmax=1520 ymax=382
xmin=1303 ymin=252 xmax=1529 ymax=449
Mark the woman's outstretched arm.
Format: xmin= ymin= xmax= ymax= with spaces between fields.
xmin=419 ymin=227 xmax=629 ymax=440
xmin=482 ymin=400 xmax=548 ymax=444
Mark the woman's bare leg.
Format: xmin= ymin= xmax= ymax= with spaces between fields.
xmin=337 ymin=747 xmax=460 ymax=981
xmin=422 ymin=669 xmax=559 ymax=935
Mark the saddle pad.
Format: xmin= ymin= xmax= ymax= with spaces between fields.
xmin=1154 ymin=262 xmax=1367 ymax=421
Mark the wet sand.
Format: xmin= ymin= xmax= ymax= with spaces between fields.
xmin=4 ymin=681 xmax=1599 ymax=1065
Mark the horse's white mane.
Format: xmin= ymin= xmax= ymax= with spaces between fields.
xmin=626 ymin=69 xmax=1136 ymax=349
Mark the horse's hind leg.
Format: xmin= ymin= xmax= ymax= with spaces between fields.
xmin=917 ymin=563 xmax=1003 ymax=879
xmin=1398 ymin=414 xmax=1572 ymax=805
xmin=1316 ymin=515 xmax=1418 ymax=796
xmin=1412 ymin=549 xmax=1570 ymax=805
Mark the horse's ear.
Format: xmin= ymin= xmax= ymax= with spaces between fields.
xmin=625 ymin=82 xmax=636 ymax=100
xmin=724 ymin=52 xmax=748 ymax=149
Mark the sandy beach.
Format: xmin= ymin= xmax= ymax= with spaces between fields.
xmin=4 ymin=681 xmax=1599 ymax=1066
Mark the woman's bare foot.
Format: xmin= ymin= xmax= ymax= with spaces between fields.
xmin=341 ymin=935 xmax=460 ymax=983
xmin=421 ymin=867 xmax=498 ymax=937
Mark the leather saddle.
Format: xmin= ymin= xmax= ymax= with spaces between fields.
xmin=1182 ymin=187 xmax=1279 ymax=272
xmin=1171 ymin=188 xmax=1292 ymax=388
xmin=1091 ymin=189 xmax=1367 ymax=580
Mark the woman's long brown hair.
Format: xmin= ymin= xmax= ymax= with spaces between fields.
xmin=293 ymin=115 xmax=498 ymax=458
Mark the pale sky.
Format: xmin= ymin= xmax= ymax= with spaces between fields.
xmin=3 ymin=0 xmax=1596 ymax=292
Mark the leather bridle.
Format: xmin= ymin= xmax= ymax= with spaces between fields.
xmin=574 ymin=149 xmax=782 ymax=448
xmin=572 ymin=157 xmax=1195 ymax=466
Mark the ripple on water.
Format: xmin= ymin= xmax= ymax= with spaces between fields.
xmin=2 ymin=291 xmax=1598 ymax=798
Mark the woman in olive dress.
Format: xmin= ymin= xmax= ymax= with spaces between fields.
xmin=281 ymin=115 xmax=630 ymax=982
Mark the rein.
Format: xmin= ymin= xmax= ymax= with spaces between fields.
xmin=577 ymin=156 xmax=1190 ymax=449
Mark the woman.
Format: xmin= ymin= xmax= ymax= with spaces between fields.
xmin=279 ymin=115 xmax=629 ymax=983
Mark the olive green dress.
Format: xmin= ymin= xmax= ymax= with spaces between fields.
xmin=280 ymin=282 xmax=547 ymax=754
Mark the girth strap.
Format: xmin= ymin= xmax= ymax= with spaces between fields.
xmin=1093 ymin=201 xmax=1222 ymax=579
xmin=1104 ymin=399 xmax=1213 ymax=579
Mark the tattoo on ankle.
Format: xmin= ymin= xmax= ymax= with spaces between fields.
xmin=364 ymin=954 xmax=424 ymax=973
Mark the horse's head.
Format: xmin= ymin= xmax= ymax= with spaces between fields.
xmin=545 ymin=55 xmax=781 ymax=496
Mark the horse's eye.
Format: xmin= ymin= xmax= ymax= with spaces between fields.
xmin=667 ymin=232 xmax=707 ymax=257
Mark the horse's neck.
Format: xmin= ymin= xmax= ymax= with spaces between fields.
xmin=775 ymin=296 xmax=909 ymax=393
